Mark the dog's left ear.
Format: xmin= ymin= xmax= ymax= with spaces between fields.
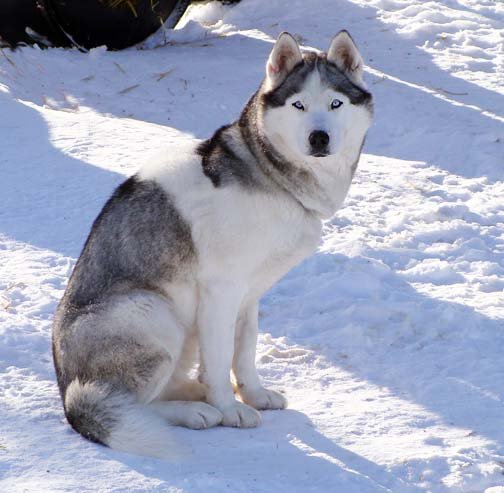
xmin=327 ymin=30 xmax=364 ymax=85
xmin=265 ymin=32 xmax=303 ymax=91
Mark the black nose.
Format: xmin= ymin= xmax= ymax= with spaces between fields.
xmin=309 ymin=130 xmax=330 ymax=152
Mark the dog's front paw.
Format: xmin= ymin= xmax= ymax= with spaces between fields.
xmin=240 ymin=387 xmax=287 ymax=411
xmin=220 ymin=401 xmax=262 ymax=428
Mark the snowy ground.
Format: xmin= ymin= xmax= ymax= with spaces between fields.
xmin=1 ymin=0 xmax=503 ymax=491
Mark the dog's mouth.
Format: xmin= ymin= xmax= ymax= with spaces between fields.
xmin=311 ymin=152 xmax=329 ymax=158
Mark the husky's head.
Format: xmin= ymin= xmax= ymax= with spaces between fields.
xmin=258 ymin=31 xmax=373 ymax=162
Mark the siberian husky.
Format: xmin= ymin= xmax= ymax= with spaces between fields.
xmin=52 ymin=30 xmax=373 ymax=457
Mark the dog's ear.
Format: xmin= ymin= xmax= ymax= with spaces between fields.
xmin=265 ymin=32 xmax=303 ymax=91
xmin=327 ymin=30 xmax=364 ymax=85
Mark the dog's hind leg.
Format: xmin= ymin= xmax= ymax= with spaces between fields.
xmin=146 ymin=332 xmax=222 ymax=429
xmin=58 ymin=289 xmax=224 ymax=456
xmin=137 ymin=326 xmax=221 ymax=430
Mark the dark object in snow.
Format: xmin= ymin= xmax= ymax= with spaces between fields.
xmin=0 ymin=0 xmax=69 ymax=48
xmin=0 ymin=0 xmax=240 ymax=51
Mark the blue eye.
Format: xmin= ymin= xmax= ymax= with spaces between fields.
xmin=292 ymin=101 xmax=305 ymax=111
xmin=331 ymin=99 xmax=343 ymax=109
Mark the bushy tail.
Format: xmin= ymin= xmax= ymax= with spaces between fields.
xmin=64 ymin=379 xmax=177 ymax=459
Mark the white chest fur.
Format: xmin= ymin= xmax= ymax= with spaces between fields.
xmin=195 ymin=185 xmax=322 ymax=296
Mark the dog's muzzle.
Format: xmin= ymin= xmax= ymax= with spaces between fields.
xmin=309 ymin=130 xmax=330 ymax=157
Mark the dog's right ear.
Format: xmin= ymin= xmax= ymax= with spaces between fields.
xmin=265 ymin=32 xmax=303 ymax=91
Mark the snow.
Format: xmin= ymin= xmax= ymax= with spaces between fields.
xmin=0 ymin=0 xmax=503 ymax=491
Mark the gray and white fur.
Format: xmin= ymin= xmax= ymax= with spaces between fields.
xmin=53 ymin=30 xmax=373 ymax=458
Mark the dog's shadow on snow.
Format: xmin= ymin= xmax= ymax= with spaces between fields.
xmin=0 ymin=91 xmax=124 ymax=257
xmin=112 ymin=409 xmax=423 ymax=492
